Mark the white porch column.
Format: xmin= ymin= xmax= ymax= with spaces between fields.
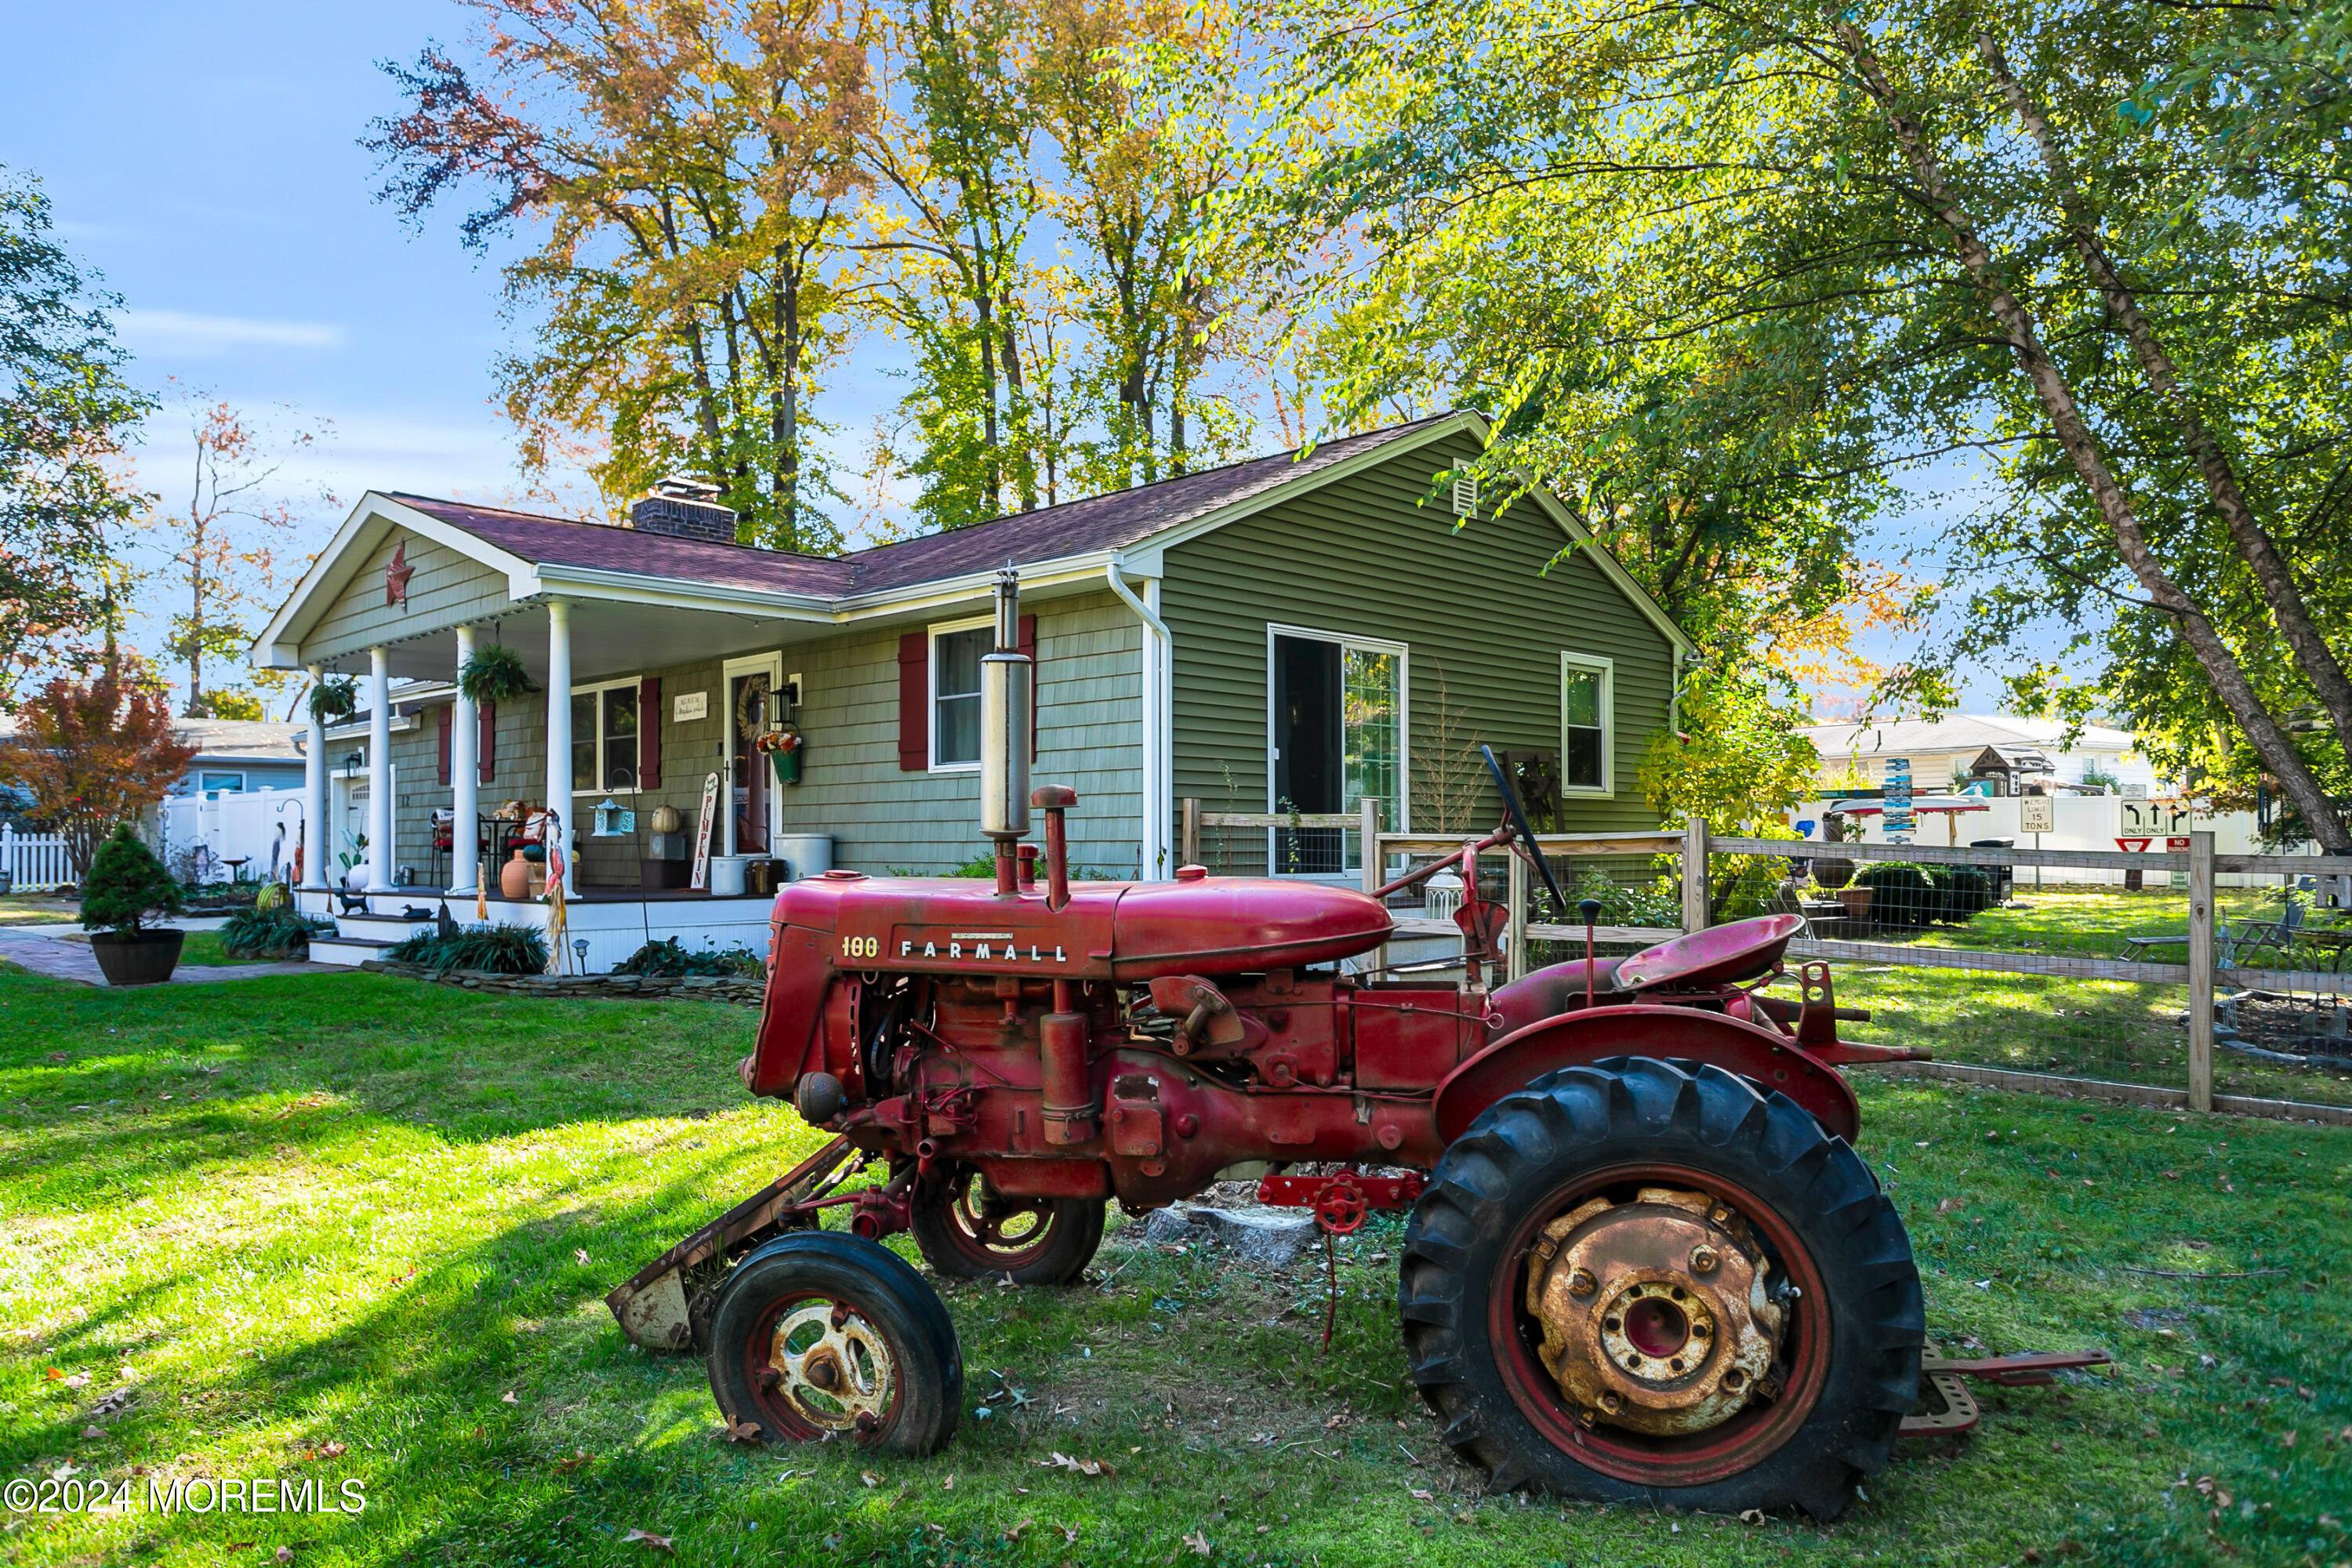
xmin=299 ymin=660 xmax=328 ymax=891
xmin=448 ymin=625 xmax=481 ymax=895
xmin=365 ymin=645 xmax=394 ymax=893
xmin=543 ymin=600 xmax=575 ymax=894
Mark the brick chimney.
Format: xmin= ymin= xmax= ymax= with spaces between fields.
xmin=630 ymin=477 xmax=738 ymax=543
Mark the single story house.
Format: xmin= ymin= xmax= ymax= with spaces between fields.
xmin=165 ymin=717 xmax=310 ymax=797
xmin=251 ymin=410 xmax=1693 ymax=968
xmin=1796 ymin=715 xmax=2165 ymax=797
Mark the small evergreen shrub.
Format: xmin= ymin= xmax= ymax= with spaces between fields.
xmin=384 ymin=923 xmax=550 ymax=975
xmin=220 ymin=906 xmax=334 ymax=959
xmin=614 ymin=936 xmax=765 ymax=978
xmin=1850 ymin=861 xmax=1936 ymax=926
xmin=81 ymin=825 xmax=183 ymax=935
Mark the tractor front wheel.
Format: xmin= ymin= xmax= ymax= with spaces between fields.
xmin=704 ymin=1231 xmax=962 ymax=1454
xmin=1400 ymin=1057 xmax=1922 ymax=1519
xmin=909 ymin=1166 xmax=1105 ymax=1284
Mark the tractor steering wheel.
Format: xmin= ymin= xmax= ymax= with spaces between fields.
xmin=1481 ymin=743 xmax=1571 ymax=920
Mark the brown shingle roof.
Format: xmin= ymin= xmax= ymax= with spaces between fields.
xmin=391 ymin=415 xmax=1457 ymax=601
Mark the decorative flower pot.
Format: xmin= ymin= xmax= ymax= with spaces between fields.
xmin=89 ymin=929 xmax=185 ymax=987
xmin=500 ymin=849 xmax=532 ymax=900
xmin=1835 ymin=886 xmax=1875 ymax=923
xmin=1810 ymin=855 xmax=1855 ymax=891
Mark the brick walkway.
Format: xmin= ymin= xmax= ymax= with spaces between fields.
xmin=0 ymin=926 xmax=340 ymax=987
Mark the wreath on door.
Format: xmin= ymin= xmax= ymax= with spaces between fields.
xmin=734 ymin=672 xmax=772 ymax=742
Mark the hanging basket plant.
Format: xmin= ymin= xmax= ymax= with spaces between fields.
xmin=308 ymin=676 xmax=358 ymax=723
xmin=459 ymin=643 xmax=535 ymax=706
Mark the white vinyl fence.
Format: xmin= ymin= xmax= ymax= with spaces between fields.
xmin=1 ymin=826 xmax=73 ymax=891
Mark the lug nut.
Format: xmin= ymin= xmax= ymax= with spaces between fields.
xmin=1599 ymin=1392 xmax=1624 ymax=1413
xmin=1689 ymin=1245 xmax=1720 ymax=1275
xmin=1567 ymin=1268 xmax=1598 ymax=1298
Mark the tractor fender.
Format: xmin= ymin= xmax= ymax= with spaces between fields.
xmin=1432 ymin=1004 xmax=1860 ymax=1145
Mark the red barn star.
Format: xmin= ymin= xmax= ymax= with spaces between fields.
xmin=385 ymin=541 xmax=413 ymax=607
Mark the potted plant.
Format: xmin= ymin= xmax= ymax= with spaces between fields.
xmin=1810 ymin=811 xmax=1856 ymax=891
xmin=308 ymin=676 xmax=358 ymax=723
xmin=459 ymin=644 xmax=536 ymax=706
xmin=81 ymin=823 xmax=187 ymax=985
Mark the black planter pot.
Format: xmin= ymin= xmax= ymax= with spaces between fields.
xmin=89 ymin=929 xmax=185 ymax=986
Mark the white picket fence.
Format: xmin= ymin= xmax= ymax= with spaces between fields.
xmin=1 ymin=826 xmax=73 ymax=891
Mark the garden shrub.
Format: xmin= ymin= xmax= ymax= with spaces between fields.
xmin=384 ymin=923 xmax=550 ymax=975
xmin=614 ymin=935 xmax=764 ymax=978
xmin=1566 ymin=868 xmax=1682 ymax=927
xmin=1850 ymin=861 xmax=1936 ymax=926
xmin=220 ymin=906 xmax=334 ymax=959
xmin=82 ymin=825 xmax=183 ymax=935
xmin=1941 ymin=866 xmax=1996 ymax=918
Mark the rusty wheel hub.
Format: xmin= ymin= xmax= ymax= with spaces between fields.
xmin=1524 ymin=1186 xmax=1785 ymax=1438
xmin=762 ymin=1300 xmax=897 ymax=1433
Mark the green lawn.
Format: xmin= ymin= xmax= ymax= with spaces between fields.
xmin=0 ymin=895 xmax=78 ymax=927
xmin=2 ymin=971 xmax=2347 ymax=1566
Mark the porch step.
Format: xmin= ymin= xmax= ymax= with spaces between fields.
xmin=309 ymin=935 xmax=404 ymax=968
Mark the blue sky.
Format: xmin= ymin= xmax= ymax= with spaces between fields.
xmin=3 ymin=1 xmax=2013 ymax=715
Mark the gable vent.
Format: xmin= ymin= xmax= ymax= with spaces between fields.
xmin=1450 ymin=474 xmax=1479 ymax=517
xmin=630 ymin=476 xmax=739 ymax=543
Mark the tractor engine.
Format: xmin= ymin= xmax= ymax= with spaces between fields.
xmin=739 ymin=858 xmax=1482 ymax=1210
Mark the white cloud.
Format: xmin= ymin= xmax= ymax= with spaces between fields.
xmin=117 ymin=309 xmax=345 ymax=354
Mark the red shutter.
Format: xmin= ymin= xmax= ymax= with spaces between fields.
xmin=639 ymin=675 xmax=661 ymax=790
xmin=479 ymin=700 xmax=496 ymax=784
xmin=898 ymin=631 xmax=929 ymax=771
xmin=1018 ymin=613 xmax=1039 ymax=760
xmin=437 ymin=704 xmax=452 ymax=786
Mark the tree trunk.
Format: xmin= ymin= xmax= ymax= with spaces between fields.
xmin=1838 ymin=24 xmax=2352 ymax=852
xmin=775 ymin=247 xmax=800 ymax=550
xmin=1980 ymin=35 xmax=2352 ymax=768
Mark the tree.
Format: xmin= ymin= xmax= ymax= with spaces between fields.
xmin=1205 ymin=0 xmax=2352 ymax=848
xmin=1 ymin=660 xmax=194 ymax=877
xmin=140 ymin=390 xmax=328 ymax=717
xmin=369 ymin=0 xmax=877 ymax=552
xmin=0 ymin=165 xmax=152 ymax=706
xmin=79 ymin=822 xmax=183 ymax=935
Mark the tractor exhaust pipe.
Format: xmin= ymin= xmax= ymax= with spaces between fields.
xmin=980 ymin=564 xmax=1032 ymax=895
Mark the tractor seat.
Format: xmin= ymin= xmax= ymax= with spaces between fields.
xmin=1487 ymin=957 xmax=1635 ymax=1039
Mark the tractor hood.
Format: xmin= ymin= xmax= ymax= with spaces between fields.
xmin=773 ymin=871 xmax=1392 ymax=982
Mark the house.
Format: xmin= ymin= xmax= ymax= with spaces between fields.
xmin=1795 ymin=715 xmax=2164 ymax=797
xmin=165 ymin=717 xmax=310 ymax=797
xmin=251 ymin=411 xmax=1693 ymax=969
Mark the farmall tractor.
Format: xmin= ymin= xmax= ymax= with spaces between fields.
xmin=608 ymin=572 xmax=2092 ymax=1519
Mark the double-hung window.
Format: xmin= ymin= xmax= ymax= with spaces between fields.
xmin=571 ymin=682 xmax=641 ymax=792
xmin=1560 ymin=655 xmax=1613 ymax=793
xmin=930 ymin=621 xmax=990 ymax=770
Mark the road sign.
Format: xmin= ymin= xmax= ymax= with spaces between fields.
xmin=2114 ymin=836 xmax=2153 ymax=853
xmin=2020 ymin=796 xmax=2054 ymax=834
xmin=2166 ymin=837 xmax=2191 ymax=853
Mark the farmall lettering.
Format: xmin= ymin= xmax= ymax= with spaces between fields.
xmin=606 ymin=568 xmax=2107 ymax=1522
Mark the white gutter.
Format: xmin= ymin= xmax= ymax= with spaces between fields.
xmin=1105 ymin=561 xmax=1173 ymax=880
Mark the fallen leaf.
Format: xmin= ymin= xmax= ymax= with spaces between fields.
xmin=621 ymin=1528 xmax=673 ymax=1553
xmin=276 ymin=1550 xmax=294 ymax=1565
xmin=1934 ymin=1197 xmax=1964 ymax=1214
xmin=720 ymin=1420 xmax=761 ymax=1443
xmin=318 ymin=1442 xmax=347 ymax=1461
xmin=1409 ymin=1488 xmax=1435 ymax=1501
xmin=63 ymin=1372 xmax=89 ymax=1389
xmin=554 ymin=1450 xmax=591 ymax=1472
xmin=942 ymin=1474 xmax=955 ymax=1490
xmin=1036 ymin=1451 xmax=1117 ymax=1478
xmin=1182 ymin=1528 xmax=1211 ymax=1555
xmin=501 ymin=1390 xmax=518 ymax=1405
xmin=1062 ymin=1525 xmax=1080 ymax=1544
xmin=1740 ymin=1508 xmax=1766 ymax=1525
xmin=575 ymin=1248 xmax=590 ymax=1265
xmin=861 ymin=1470 xmax=882 ymax=1488
xmin=2283 ymin=1430 xmax=2298 ymax=1448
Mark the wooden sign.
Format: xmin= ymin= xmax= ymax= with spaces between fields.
xmin=673 ymin=690 xmax=710 ymax=722
xmin=691 ymin=771 xmax=720 ymax=890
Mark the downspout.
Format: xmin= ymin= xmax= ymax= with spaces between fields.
xmin=1105 ymin=561 xmax=1172 ymax=880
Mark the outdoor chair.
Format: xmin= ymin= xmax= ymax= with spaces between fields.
xmin=2118 ymin=900 xmax=2301 ymax=968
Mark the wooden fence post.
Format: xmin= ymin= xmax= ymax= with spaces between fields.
xmin=1180 ymin=798 xmax=1200 ymax=870
xmin=1682 ymin=815 xmax=1710 ymax=934
xmin=1506 ymin=844 xmax=1530 ymax=982
xmin=2188 ymin=829 xmax=2216 ymax=1114
xmin=1359 ymin=797 xmax=1381 ymax=895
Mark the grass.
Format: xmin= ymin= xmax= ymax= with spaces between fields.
xmin=0 ymin=971 xmax=2347 ymax=1567
xmin=0 ymin=895 xmax=78 ymax=927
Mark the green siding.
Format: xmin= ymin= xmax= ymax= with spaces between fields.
xmin=308 ymin=528 xmax=510 ymax=667
xmin=1163 ymin=429 xmax=1676 ymax=848
xmin=379 ymin=590 xmax=1145 ymax=884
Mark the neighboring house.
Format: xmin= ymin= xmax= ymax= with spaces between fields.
xmin=251 ymin=411 xmax=1693 ymax=968
xmin=165 ymin=717 xmax=309 ymax=797
xmin=1797 ymin=714 xmax=2165 ymax=797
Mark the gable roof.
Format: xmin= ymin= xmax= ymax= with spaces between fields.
xmin=258 ymin=411 xmax=1693 ymax=660
xmin=1797 ymin=714 xmax=2138 ymax=757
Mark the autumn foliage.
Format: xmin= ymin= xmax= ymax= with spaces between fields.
xmin=1 ymin=666 xmax=195 ymax=877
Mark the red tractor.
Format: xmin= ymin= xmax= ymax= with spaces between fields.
xmin=609 ymin=572 xmax=1962 ymax=1518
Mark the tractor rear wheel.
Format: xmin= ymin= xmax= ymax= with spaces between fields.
xmin=909 ymin=1166 xmax=1105 ymax=1284
xmin=704 ymin=1231 xmax=962 ymax=1454
xmin=1399 ymin=1057 xmax=1921 ymax=1519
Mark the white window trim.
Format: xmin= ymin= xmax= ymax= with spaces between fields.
xmin=927 ymin=613 xmax=995 ymax=775
xmin=1261 ymin=623 xmax=1413 ymax=876
xmin=568 ymin=676 xmax=644 ymax=796
xmin=1559 ymin=652 xmax=1615 ymax=797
